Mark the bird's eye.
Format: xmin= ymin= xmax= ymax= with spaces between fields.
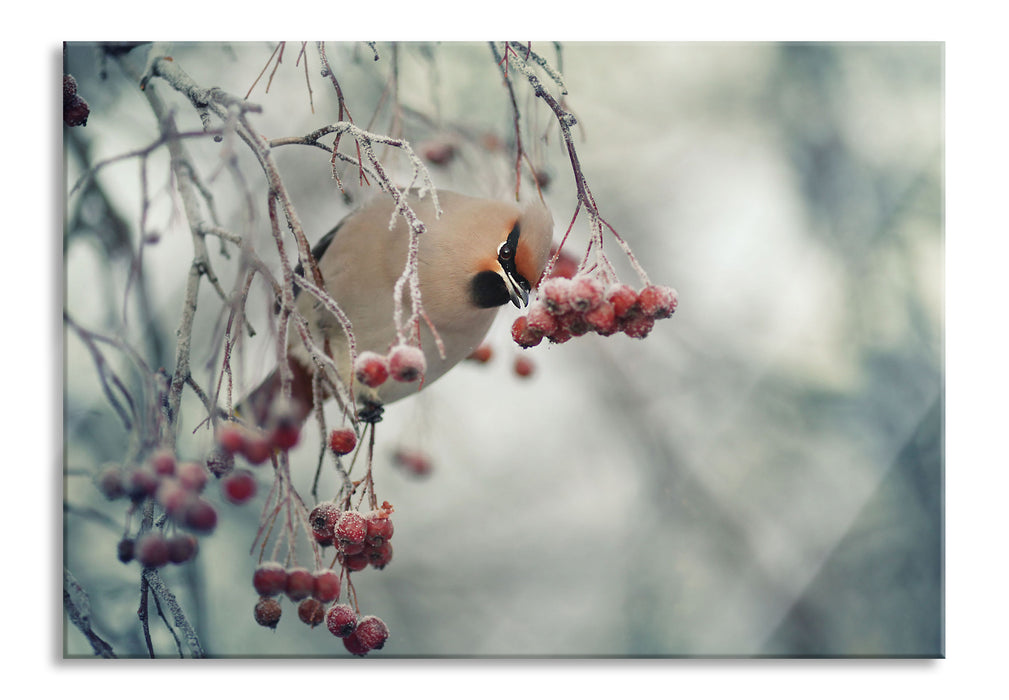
xmin=498 ymin=241 xmax=514 ymax=260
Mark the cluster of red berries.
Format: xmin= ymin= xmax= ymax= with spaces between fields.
xmin=325 ymin=605 xmax=390 ymax=656
xmin=98 ymin=449 xmax=219 ymax=536
xmin=63 ymin=74 xmax=89 ymax=127
xmin=252 ymin=562 xmax=344 ymax=631
xmin=308 ymin=503 xmax=395 ymax=572
xmin=353 ymin=344 xmax=426 ymax=389
xmin=512 ymin=275 xmax=678 ymax=347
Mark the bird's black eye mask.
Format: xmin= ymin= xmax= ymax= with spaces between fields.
xmin=471 ymin=223 xmax=531 ymax=309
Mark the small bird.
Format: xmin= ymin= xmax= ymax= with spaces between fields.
xmin=238 ymin=189 xmax=554 ymax=426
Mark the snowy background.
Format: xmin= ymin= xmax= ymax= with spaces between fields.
xmin=63 ymin=41 xmax=942 ymax=657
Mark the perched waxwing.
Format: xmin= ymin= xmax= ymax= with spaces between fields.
xmin=238 ymin=189 xmax=554 ymax=426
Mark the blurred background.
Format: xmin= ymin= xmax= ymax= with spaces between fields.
xmin=63 ymin=41 xmax=942 ymax=657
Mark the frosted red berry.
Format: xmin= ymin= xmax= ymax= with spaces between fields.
xmin=367 ymin=541 xmax=393 ymax=570
xmin=514 ymin=356 xmax=535 ymax=378
xmin=222 ymin=469 xmax=257 ymax=505
xmin=343 ymin=551 xmax=370 ymax=572
xmin=216 ymin=425 xmax=247 ymax=455
xmin=388 ymin=345 xmax=426 ymax=383
xmin=254 ymin=597 xmax=282 ymax=629
xmin=148 ymin=449 xmax=177 ymax=476
xmin=241 ymin=434 xmax=273 ymax=465
xmin=569 ymin=275 xmax=604 ymax=313
xmin=270 ymin=412 xmax=301 ymax=451
xmin=329 ymin=428 xmax=357 ymax=456
xmin=97 ymin=464 xmax=126 ymax=500
xmin=253 ymin=562 xmax=288 ymax=596
xmin=585 ymin=301 xmax=618 ymax=335
xmin=525 ymin=302 xmax=558 ymax=337
xmin=310 ymin=502 xmax=340 ymax=545
xmin=355 ymin=615 xmax=390 ymax=651
xmin=298 ymin=598 xmax=325 ymax=627
xmin=621 ymin=314 xmax=655 ymax=339
xmin=326 ymin=603 xmax=358 ymax=638
xmin=155 ymin=478 xmax=191 ymax=517
xmin=558 ymin=311 xmax=591 ymax=337
xmin=365 ymin=511 xmax=394 ymax=543
xmin=181 ymin=497 xmax=217 ymax=533
xmin=136 ymin=532 xmax=170 ymax=568
xmin=167 ymin=534 xmax=198 ymax=564
xmin=176 ymin=461 xmax=209 ymax=492
xmin=606 ymin=284 xmax=640 ymax=319
xmin=313 ymin=569 xmax=342 ymax=603
xmin=511 ymin=315 xmax=543 ymax=349
xmin=285 ymin=567 xmax=315 ymax=601
xmin=336 ymin=510 xmax=368 ymax=546
xmin=638 ymin=284 xmax=678 ymax=319
xmin=343 ymin=632 xmax=370 ymax=656
xmin=540 ymin=277 xmax=573 ymax=315
xmin=354 ymin=351 xmax=390 ymax=388
xmin=125 ymin=468 xmax=160 ymax=502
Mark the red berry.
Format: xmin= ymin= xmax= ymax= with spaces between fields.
xmin=241 ymin=434 xmax=273 ymax=465
xmin=606 ymin=284 xmax=639 ymax=319
xmin=367 ymin=541 xmax=393 ymax=570
xmin=313 ymin=569 xmax=342 ymax=603
xmin=354 ymin=351 xmax=390 ymax=388
xmin=525 ymin=302 xmax=558 ymax=337
xmin=342 ymin=541 xmax=365 ymax=556
xmin=176 ymin=461 xmax=209 ymax=492
xmin=329 ymin=428 xmax=357 ymax=456
xmin=585 ymin=302 xmax=618 ymax=336
xmin=355 ymin=615 xmax=390 ymax=651
xmin=222 ymin=469 xmax=257 ymax=504
xmin=511 ymin=315 xmax=543 ymax=349
xmin=64 ymin=95 xmax=90 ymax=127
xmin=96 ymin=464 xmax=126 ymax=500
xmin=421 ymin=140 xmax=456 ymax=165
xmin=620 ymin=314 xmax=655 ymax=339
xmin=155 ymin=478 xmax=191 ymax=517
xmin=637 ymin=284 xmax=678 ymax=319
xmin=326 ymin=603 xmax=358 ymax=638
xmin=181 ymin=497 xmax=217 ymax=533
xmin=285 ymin=567 xmax=315 ymax=601
xmin=557 ymin=311 xmax=591 ymax=337
xmin=136 ymin=532 xmax=170 ymax=568
xmin=547 ymin=246 xmax=579 ymax=279
xmin=253 ymin=562 xmax=288 ymax=596
xmin=387 ymin=345 xmax=426 ymax=383
xmin=540 ymin=277 xmax=573 ymax=315
xmin=514 ymin=356 xmax=535 ymax=378
xmin=545 ymin=324 xmax=573 ymax=345
xmin=298 ymin=598 xmax=325 ymax=627
xmin=393 ymin=449 xmax=432 ymax=477
xmin=336 ymin=511 xmax=367 ymax=546
xmin=466 ymin=343 xmax=493 ymax=363
xmin=310 ymin=502 xmax=341 ymax=543
xmin=270 ymin=412 xmax=301 ymax=451
xmin=569 ymin=275 xmax=604 ymax=313
xmin=63 ymin=74 xmax=78 ymax=100
xmin=216 ymin=425 xmax=247 ymax=455
xmin=125 ymin=468 xmax=160 ymax=502
xmin=365 ymin=511 xmax=394 ymax=543
xmin=148 ymin=449 xmax=177 ymax=476
xmin=254 ymin=597 xmax=282 ymax=629
xmin=166 ymin=534 xmax=198 ymax=564
xmin=343 ymin=551 xmax=370 ymax=572
xmin=343 ymin=632 xmax=370 ymax=656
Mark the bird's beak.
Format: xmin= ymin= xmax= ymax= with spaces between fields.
xmin=501 ymin=268 xmax=530 ymax=308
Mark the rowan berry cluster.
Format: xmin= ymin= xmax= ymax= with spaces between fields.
xmin=251 ymin=502 xmax=395 ymax=655
xmin=512 ymin=275 xmax=678 ymax=347
xmin=98 ymin=449 xmax=220 ymax=567
xmin=63 ymin=74 xmax=89 ymax=127
xmin=353 ymin=344 xmax=426 ymax=389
